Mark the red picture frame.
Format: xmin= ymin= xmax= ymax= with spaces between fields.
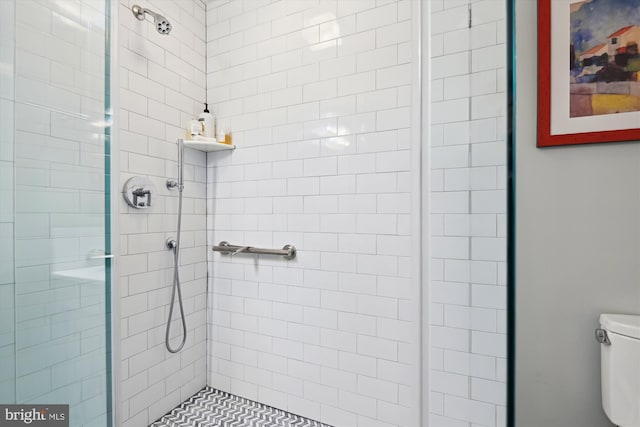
xmin=537 ymin=0 xmax=640 ymax=147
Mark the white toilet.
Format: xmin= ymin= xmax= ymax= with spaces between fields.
xmin=598 ymin=314 xmax=640 ymax=427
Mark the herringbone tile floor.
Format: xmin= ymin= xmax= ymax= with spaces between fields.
xmin=151 ymin=386 xmax=333 ymax=427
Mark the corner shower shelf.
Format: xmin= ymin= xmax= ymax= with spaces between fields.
xmin=182 ymin=137 xmax=235 ymax=152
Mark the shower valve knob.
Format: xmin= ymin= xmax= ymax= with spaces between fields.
xmin=132 ymin=188 xmax=151 ymax=207
xmin=123 ymin=177 xmax=155 ymax=209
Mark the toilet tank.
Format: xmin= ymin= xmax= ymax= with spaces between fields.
xmin=600 ymin=314 xmax=640 ymax=427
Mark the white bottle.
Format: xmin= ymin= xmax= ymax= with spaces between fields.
xmin=198 ymin=103 xmax=215 ymax=138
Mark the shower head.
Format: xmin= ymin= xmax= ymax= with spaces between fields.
xmin=131 ymin=4 xmax=172 ymax=35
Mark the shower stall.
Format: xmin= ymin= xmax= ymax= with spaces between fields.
xmin=0 ymin=0 xmax=114 ymax=424
xmin=0 ymin=0 xmax=511 ymax=426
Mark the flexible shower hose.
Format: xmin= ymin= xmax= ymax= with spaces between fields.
xmin=166 ymin=141 xmax=187 ymax=353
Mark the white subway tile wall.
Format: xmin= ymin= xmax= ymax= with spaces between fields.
xmin=206 ymin=0 xmax=419 ymax=425
xmin=430 ymin=1 xmax=507 ymax=426
xmin=0 ymin=0 xmax=15 ymax=405
xmin=118 ymin=0 xmax=209 ymax=425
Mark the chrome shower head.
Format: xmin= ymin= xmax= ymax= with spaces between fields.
xmin=131 ymin=4 xmax=172 ymax=35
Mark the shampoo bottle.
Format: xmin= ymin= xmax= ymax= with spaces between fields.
xmin=198 ymin=103 xmax=215 ymax=138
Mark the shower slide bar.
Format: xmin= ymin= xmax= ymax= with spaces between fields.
xmin=212 ymin=241 xmax=297 ymax=260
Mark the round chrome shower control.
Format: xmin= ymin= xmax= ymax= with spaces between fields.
xmin=123 ymin=176 xmax=155 ymax=209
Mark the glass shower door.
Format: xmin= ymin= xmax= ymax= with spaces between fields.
xmin=1 ymin=0 xmax=113 ymax=425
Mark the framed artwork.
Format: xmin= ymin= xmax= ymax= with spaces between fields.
xmin=538 ymin=0 xmax=640 ymax=147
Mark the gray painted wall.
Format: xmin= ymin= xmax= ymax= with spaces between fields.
xmin=515 ymin=1 xmax=640 ymax=426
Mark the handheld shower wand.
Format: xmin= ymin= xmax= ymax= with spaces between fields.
xmin=131 ymin=4 xmax=172 ymax=35
xmin=165 ymin=139 xmax=186 ymax=353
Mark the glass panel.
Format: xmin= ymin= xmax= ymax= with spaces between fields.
xmin=429 ymin=1 xmax=509 ymax=425
xmin=2 ymin=0 xmax=112 ymax=425
xmin=0 ymin=0 xmax=16 ymax=406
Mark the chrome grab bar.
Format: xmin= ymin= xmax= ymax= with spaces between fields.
xmin=212 ymin=241 xmax=296 ymax=260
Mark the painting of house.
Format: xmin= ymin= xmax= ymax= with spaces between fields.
xmin=570 ymin=0 xmax=640 ymax=117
